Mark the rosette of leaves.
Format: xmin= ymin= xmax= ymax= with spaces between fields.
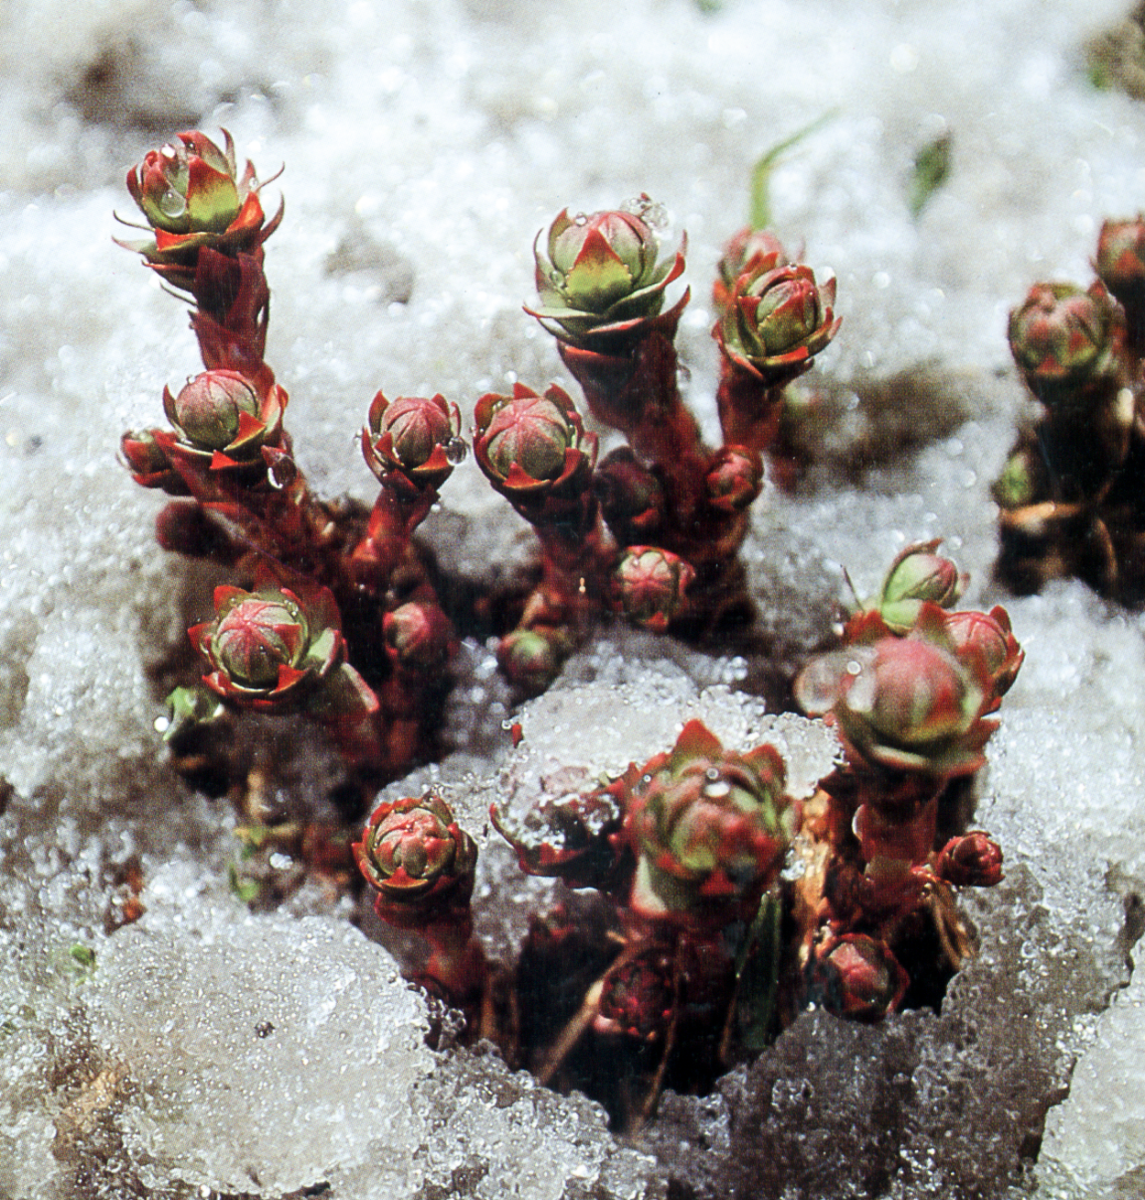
xmin=472 ymin=382 xmax=598 ymax=525
xmin=624 ymin=720 xmax=792 ymax=926
xmin=353 ymin=792 xmax=478 ymax=925
xmin=189 ymin=566 xmax=377 ymax=716
xmin=715 ymin=258 xmax=841 ymax=386
xmin=362 ymin=391 xmax=462 ymax=494
xmin=117 ymin=129 xmax=283 ymax=293
xmin=525 ymin=206 xmax=687 ymax=349
xmin=795 ymin=607 xmax=995 ymax=779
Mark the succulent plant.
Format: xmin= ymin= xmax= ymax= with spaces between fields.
xmin=189 ymin=569 xmax=376 ymax=716
xmin=354 ymin=792 xmax=478 ymax=922
xmin=362 ymin=391 xmax=462 ymax=492
xmin=472 ymin=383 xmax=598 ymax=523
xmin=610 ymin=545 xmax=696 ymax=632
xmin=716 ymin=259 xmax=841 ymax=385
xmin=526 ymin=205 xmax=686 ymax=348
xmin=158 ymin=368 xmax=287 ymax=476
xmin=874 ymin=540 xmax=967 ymax=634
xmin=625 ymin=719 xmax=792 ymax=925
xmin=1007 ymin=281 xmax=1122 ymax=404
xmin=118 ymin=129 xmax=282 ymax=293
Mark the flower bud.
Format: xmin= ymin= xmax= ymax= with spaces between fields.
xmin=595 ymin=949 xmax=673 ymax=1040
xmin=611 ymin=546 xmax=695 ymax=633
xmin=876 ymin=541 xmax=966 ymax=633
xmin=472 ymin=384 xmax=597 ymax=523
xmin=942 ymin=606 xmax=1023 ymax=700
xmin=126 ymin=131 xmax=241 ymax=235
xmin=705 ymin=445 xmax=764 ymax=515
xmin=594 ymin=447 xmax=665 ymax=542
xmin=716 ymin=261 xmax=841 ymax=384
xmin=120 ymin=428 xmax=186 ymax=493
xmin=527 ymin=203 xmax=686 ymax=347
xmin=713 ymin=228 xmax=788 ymax=312
xmin=483 ymin=391 xmax=574 ymax=482
xmin=165 ymin=369 xmax=260 ymax=451
xmin=935 ymin=832 xmax=1003 ymax=887
xmin=353 ymin=793 xmax=477 ymax=919
xmin=188 ymin=572 xmax=373 ymax=716
xmin=548 ymin=209 xmax=660 ymax=314
xmin=804 ymin=934 xmax=909 ymax=1022
xmin=363 ymin=391 xmax=461 ymax=489
xmin=211 ymin=592 xmax=307 ymax=689
xmin=383 ymin=601 xmax=455 ymax=671
xmin=1008 ymin=281 xmax=1120 ymax=404
xmin=626 ymin=720 xmax=792 ymax=924
xmin=1095 ymin=216 xmax=1145 ymax=310
xmin=497 ymin=627 xmax=570 ymax=696
xmin=801 ymin=631 xmax=990 ymax=778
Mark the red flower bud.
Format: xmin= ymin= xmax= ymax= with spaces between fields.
xmin=595 ymin=949 xmax=674 ymax=1040
xmin=383 ymin=601 xmax=455 ymax=672
xmin=805 ymin=933 xmax=909 ymax=1022
xmin=362 ymin=391 xmax=461 ymax=490
xmin=166 ymin=369 xmax=260 ymax=450
xmin=713 ymin=228 xmax=789 ymax=313
xmin=716 ymin=260 xmax=841 ymax=385
xmin=935 ymin=832 xmax=1003 ymax=887
xmin=353 ymin=792 xmax=477 ymax=923
xmin=496 ymin=627 xmax=571 ymax=696
xmin=527 ymin=202 xmax=686 ymax=347
xmin=942 ymin=606 xmax=1023 ymax=701
xmin=611 ymin=546 xmax=695 ymax=633
xmin=1095 ymin=216 xmax=1145 ymax=309
xmin=705 ymin=445 xmax=764 ymax=515
xmin=1008 ymin=281 xmax=1121 ymax=404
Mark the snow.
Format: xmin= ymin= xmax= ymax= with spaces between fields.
xmin=0 ymin=0 xmax=1143 ymax=1195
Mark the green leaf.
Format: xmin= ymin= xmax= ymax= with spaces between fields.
xmin=909 ymin=132 xmax=952 ymax=219
xmin=749 ymin=110 xmax=839 ymax=231
xmin=733 ymin=890 xmax=782 ymax=1051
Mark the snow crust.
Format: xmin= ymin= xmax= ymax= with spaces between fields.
xmin=1 ymin=0 xmax=1144 ymax=1195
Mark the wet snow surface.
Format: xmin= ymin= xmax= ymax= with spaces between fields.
xmin=1 ymin=0 xmax=1144 ymax=1195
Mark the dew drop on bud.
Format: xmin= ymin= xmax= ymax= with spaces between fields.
xmin=573 ymin=212 xmax=588 ymax=226
xmin=444 ymin=437 xmax=468 ymax=464
xmin=158 ymin=190 xmax=186 ymax=218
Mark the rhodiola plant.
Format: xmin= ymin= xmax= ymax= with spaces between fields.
xmin=116 ymin=131 xmax=1023 ymax=1133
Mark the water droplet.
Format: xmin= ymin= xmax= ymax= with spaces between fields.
xmin=703 ymin=780 xmax=732 ymax=799
xmin=444 ymin=436 xmax=468 ymax=464
xmin=573 ymin=212 xmax=588 ymax=226
xmin=266 ymin=454 xmax=297 ymax=490
xmin=705 ymin=767 xmax=721 ymax=781
xmin=158 ymin=189 xmax=186 ymax=218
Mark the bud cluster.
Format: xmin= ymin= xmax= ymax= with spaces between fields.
xmin=997 ymin=214 xmax=1145 ymax=600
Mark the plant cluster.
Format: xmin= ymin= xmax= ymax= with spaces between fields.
xmin=118 ymin=131 xmax=841 ymax=790
xmin=355 ymin=543 xmax=1020 ymax=1125
xmin=996 ymin=214 xmax=1145 ymax=600
xmin=117 ymin=132 xmax=1022 ymax=1128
